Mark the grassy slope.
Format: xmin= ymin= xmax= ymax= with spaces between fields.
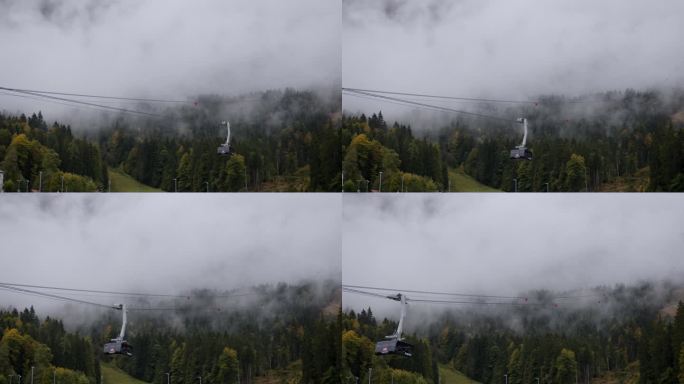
xmin=101 ymin=361 xmax=150 ymax=384
xmin=598 ymin=167 xmax=650 ymax=192
xmin=253 ymin=360 xmax=302 ymax=384
xmin=108 ymin=167 xmax=162 ymax=192
xmin=260 ymin=166 xmax=310 ymax=192
xmin=439 ymin=364 xmax=481 ymax=384
xmin=591 ymin=361 xmax=640 ymax=384
xmin=448 ymin=167 xmax=501 ymax=192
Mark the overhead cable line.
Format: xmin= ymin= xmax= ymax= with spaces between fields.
xmin=0 ymin=283 xmax=117 ymax=309
xmin=0 ymin=86 xmax=189 ymax=103
xmin=409 ymin=298 xmax=549 ymax=307
xmin=0 ymin=283 xmax=214 ymax=312
xmin=0 ymin=86 xmax=164 ymax=118
xmin=0 ymin=281 xmax=257 ymax=302
xmin=343 ymin=88 xmax=517 ymax=123
xmin=342 ymin=284 xmax=527 ymax=300
xmin=343 ymin=87 xmax=539 ymax=105
xmin=0 ymin=281 xmax=191 ymax=299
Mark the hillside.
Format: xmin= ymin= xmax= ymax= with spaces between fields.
xmin=439 ymin=364 xmax=480 ymax=384
xmin=448 ymin=167 xmax=500 ymax=192
xmin=101 ymin=362 xmax=150 ymax=384
xmin=108 ymin=167 xmax=161 ymax=192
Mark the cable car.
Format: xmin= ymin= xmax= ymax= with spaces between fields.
xmin=217 ymin=121 xmax=231 ymax=155
xmin=375 ymin=293 xmax=413 ymax=357
xmin=510 ymin=118 xmax=533 ymax=160
xmin=375 ymin=339 xmax=413 ymax=357
xmin=103 ymin=304 xmax=133 ymax=357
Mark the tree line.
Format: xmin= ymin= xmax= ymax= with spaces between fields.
xmin=343 ymin=89 xmax=684 ymax=192
xmin=1 ymin=281 xmax=341 ymax=384
xmin=342 ymin=282 xmax=684 ymax=383
xmin=1 ymin=88 xmax=341 ymax=192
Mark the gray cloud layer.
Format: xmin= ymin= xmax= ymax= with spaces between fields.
xmin=343 ymin=0 xmax=684 ymax=118
xmin=0 ymin=194 xmax=341 ymax=311
xmin=342 ymin=194 xmax=684 ymax=318
xmin=0 ymin=0 xmax=340 ymax=116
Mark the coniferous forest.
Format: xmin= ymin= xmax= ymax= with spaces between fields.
xmin=0 ymin=88 xmax=341 ymax=192
xmin=342 ymin=89 xmax=684 ymax=192
xmin=342 ymin=283 xmax=684 ymax=384
xmin=0 ymin=282 xmax=340 ymax=384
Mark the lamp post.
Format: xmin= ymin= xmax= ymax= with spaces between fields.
xmin=513 ymin=178 xmax=517 ymax=192
xmin=173 ymin=178 xmax=177 ymax=193
xmin=31 ymin=366 xmax=34 ymax=384
xmin=204 ymin=181 xmax=209 ymax=193
xmin=544 ymin=182 xmax=549 ymax=192
xmin=504 ymin=374 xmax=508 ymax=384
xmin=378 ymin=171 xmax=383 ymax=192
xmin=39 ymin=171 xmax=42 ymax=192
xmin=61 ymin=174 xmax=64 ymax=192
xmin=165 ymin=372 xmax=170 ymax=384
xmin=401 ymin=174 xmax=404 ymax=192
xmin=197 ymin=376 xmax=202 ymax=384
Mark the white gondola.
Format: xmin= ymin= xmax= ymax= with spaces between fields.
xmin=103 ymin=304 xmax=133 ymax=356
xmin=217 ymin=121 xmax=231 ymax=155
xmin=374 ymin=293 xmax=413 ymax=357
xmin=510 ymin=117 xmax=533 ymax=160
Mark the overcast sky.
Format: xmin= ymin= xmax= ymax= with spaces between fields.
xmin=342 ymin=194 xmax=684 ymax=319
xmin=0 ymin=0 xmax=340 ymax=117
xmin=343 ymin=0 xmax=684 ymax=119
xmin=0 ymin=194 xmax=340 ymax=312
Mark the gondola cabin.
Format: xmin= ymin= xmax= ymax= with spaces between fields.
xmin=103 ymin=339 xmax=133 ymax=356
xmin=216 ymin=143 xmax=231 ymax=155
xmin=510 ymin=146 xmax=533 ymax=160
xmin=375 ymin=339 xmax=413 ymax=357
xmin=217 ymin=121 xmax=232 ymax=156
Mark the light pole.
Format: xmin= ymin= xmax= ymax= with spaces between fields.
xmin=31 ymin=366 xmax=34 ymax=384
xmin=61 ymin=174 xmax=64 ymax=193
xmin=368 ymin=368 xmax=372 ymax=384
xmin=204 ymin=181 xmax=209 ymax=193
xmin=165 ymin=372 xmax=170 ymax=384
xmin=401 ymin=174 xmax=404 ymax=193
xmin=53 ymin=368 xmax=56 ymax=384
xmin=504 ymin=374 xmax=508 ymax=384
xmin=17 ymin=374 xmax=21 ymax=384
xmin=197 ymin=376 xmax=202 ymax=384
xmin=513 ymin=178 xmax=517 ymax=192
xmin=173 ymin=178 xmax=177 ymax=193
xmin=341 ymin=171 xmax=344 ymax=192
xmin=378 ymin=171 xmax=383 ymax=192
xmin=9 ymin=374 xmax=13 ymax=384
xmin=365 ymin=179 xmax=369 ymax=192
xmin=535 ymin=377 xmax=540 ymax=384
xmin=39 ymin=171 xmax=42 ymax=192
xmin=544 ymin=182 xmax=549 ymax=192
xmin=357 ymin=180 xmax=362 ymax=193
